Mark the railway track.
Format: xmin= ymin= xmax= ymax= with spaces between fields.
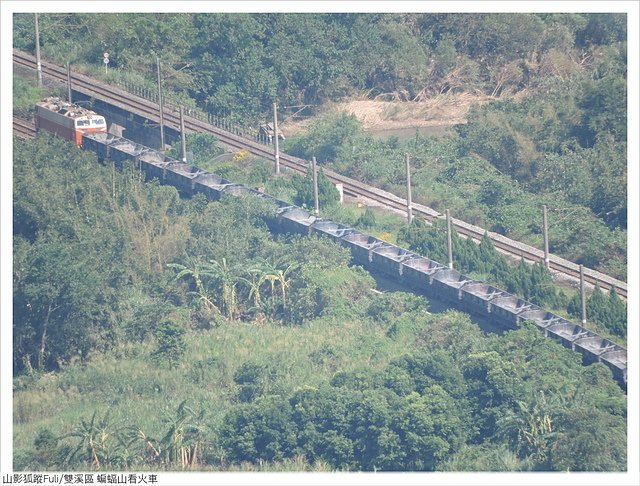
xmin=13 ymin=49 xmax=627 ymax=299
xmin=13 ymin=116 xmax=35 ymax=139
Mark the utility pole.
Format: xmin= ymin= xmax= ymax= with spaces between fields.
xmin=405 ymin=153 xmax=413 ymax=224
xmin=273 ymin=102 xmax=280 ymax=174
xmin=543 ymin=204 xmax=550 ymax=269
xmin=35 ymin=13 xmax=42 ymax=87
xmin=446 ymin=209 xmax=453 ymax=269
xmin=580 ymin=264 xmax=587 ymax=326
xmin=312 ymin=156 xmax=319 ymax=215
xmin=180 ymin=106 xmax=187 ymax=162
xmin=156 ymin=57 xmax=165 ymax=150
xmin=66 ymin=62 xmax=72 ymax=103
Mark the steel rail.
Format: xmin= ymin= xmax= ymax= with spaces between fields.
xmin=13 ymin=50 xmax=627 ymax=298
xmin=12 ymin=116 xmax=36 ymax=139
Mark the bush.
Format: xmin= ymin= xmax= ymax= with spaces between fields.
xmin=291 ymin=168 xmax=340 ymax=211
xmin=152 ymin=320 xmax=186 ymax=370
xmin=356 ymin=207 xmax=377 ymax=229
xmin=13 ymin=76 xmax=45 ymax=118
xmin=233 ymin=361 xmax=278 ymax=403
xmin=568 ymin=286 xmax=627 ymax=337
xmin=285 ymin=112 xmax=362 ymax=163
xmin=220 ymin=396 xmax=297 ymax=463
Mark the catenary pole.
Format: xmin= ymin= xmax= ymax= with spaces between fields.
xmin=66 ymin=62 xmax=72 ymax=103
xmin=180 ymin=106 xmax=187 ymax=162
xmin=312 ymin=156 xmax=319 ymax=215
xmin=273 ymin=102 xmax=280 ymax=174
xmin=405 ymin=153 xmax=413 ymax=223
xmin=156 ymin=57 xmax=165 ymax=150
xmin=35 ymin=14 xmax=42 ymax=87
xmin=580 ymin=264 xmax=587 ymax=326
xmin=543 ymin=204 xmax=550 ymax=269
xmin=446 ymin=209 xmax=453 ymax=269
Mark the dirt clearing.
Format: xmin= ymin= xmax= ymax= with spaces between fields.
xmin=281 ymin=92 xmax=493 ymax=136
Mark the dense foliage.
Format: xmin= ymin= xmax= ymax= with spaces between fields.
xmin=13 ymin=76 xmax=45 ymax=118
xmin=291 ymin=167 xmax=340 ymax=211
xmin=13 ymin=12 xmax=628 ymax=473
xmin=13 ymin=135 xmax=626 ymax=473
xmin=286 ymin=113 xmax=626 ymax=278
xmin=13 ymin=13 xmax=626 ymax=123
xmin=398 ymin=221 xmax=626 ymax=338
xmin=12 ymin=134 xmax=369 ymax=374
xmin=457 ymin=81 xmax=627 ymax=229
xmin=13 ymin=13 xmax=627 ymax=278
xmin=567 ymin=285 xmax=627 ymax=337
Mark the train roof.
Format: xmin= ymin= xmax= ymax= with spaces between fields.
xmin=36 ymin=97 xmax=102 ymax=119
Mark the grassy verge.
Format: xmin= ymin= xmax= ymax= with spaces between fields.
xmin=13 ymin=311 xmax=420 ymax=468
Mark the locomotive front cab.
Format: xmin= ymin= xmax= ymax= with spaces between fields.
xmin=75 ymin=115 xmax=107 ymax=146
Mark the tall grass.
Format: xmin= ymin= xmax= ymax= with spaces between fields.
xmin=13 ymin=310 xmax=419 ymax=469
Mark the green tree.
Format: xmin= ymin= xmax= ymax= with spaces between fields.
xmin=578 ymin=75 xmax=626 ymax=145
xmin=187 ymin=195 xmax=274 ymax=263
xmin=190 ymin=14 xmax=276 ymax=122
xmin=576 ymin=13 xmax=626 ymax=46
xmin=605 ymin=289 xmax=627 ymax=336
xmin=156 ymin=401 xmax=208 ymax=468
xmin=120 ymin=289 xmax=174 ymax=342
xmin=152 ymin=320 xmax=186 ymax=370
xmin=548 ymin=406 xmax=626 ymax=471
xmin=366 ymin=292 xmax=428 ymax=325
xmin=569 ymin=285 xmax=627 ymax=337
xmin=31 ymin=428 xmax=62 ymax=469
xmin=13 ymin=76 xmax=45 ymax=117
xmin=391 ymin=388 xmax=464 ymax=470
xmin=126 ymin=401 xmax=209 ymax=469
xmin=286 ymin=265 xmax=373 ymax=325
xmin=220 ymin=397 xmax=297 ymax=463
xmin=586 ymin=285 xmax=607 ymax=327
xmin=494 ymin=392 xmax=559 ymax=467
xmin=457 ymin=103 xmax=541 ymax=181
xmin=384 ymin=350 xmax=468 ymax=400
xmin=167 ymin=132 xmax=223 ymax=166
xmin=233 ymin=361 xmax=279 ymax=403
xmin=463 ymin=351 xmax=522 ymax=438
xmin=241 ymin=265 xmax=267 ymax=314
xmin=13 ymin=238 xmax=106 ymax=372
xmin=355 ymin=207 xmax=377 ymax=229
xmin=433 ymin=38 xmax=457 ymax=79
xmin=286 ymin=112 xmax=362 ymax=163
xmin=437 ymin=443 xmax=529 ymax=471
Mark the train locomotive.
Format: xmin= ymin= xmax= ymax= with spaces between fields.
xmin=35 ymin=97 xmax=107 ymax=146
xmin=32 ymin=99 xmax=628 ymax=390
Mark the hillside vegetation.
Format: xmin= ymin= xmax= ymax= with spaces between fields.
xmin=13 ymin=13 xmax=627 ymax=277
xmin=13 ymin=13 xmax=626 ymax=122
xmin=13 ymin=134 xmax=626 ymax=472
xmin=12 ymin=13 xmax=628 ymax=473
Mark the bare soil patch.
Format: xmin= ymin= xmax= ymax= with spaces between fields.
xmin=280 ymin=92 xmax=493 ymax=136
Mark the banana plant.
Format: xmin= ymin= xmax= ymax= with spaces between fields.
xmin=167 ymin=256 xmax=220 ymax=314
xmin=59 ymin=411 xmax=119 ymax=470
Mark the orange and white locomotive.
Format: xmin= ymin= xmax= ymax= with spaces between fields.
xmin=35 ymin=97 xmax=107 ymax=146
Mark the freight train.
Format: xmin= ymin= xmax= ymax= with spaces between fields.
xmin=33 ymin=101 xmax=628 ymax=390
xmin=35 ymin=97 xmax=107 ymax=146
